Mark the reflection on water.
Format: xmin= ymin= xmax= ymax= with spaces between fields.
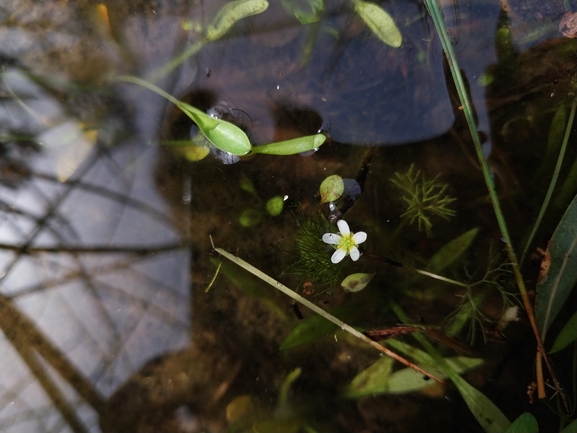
xmin=1 ymin=0 xmax=576 ymax=432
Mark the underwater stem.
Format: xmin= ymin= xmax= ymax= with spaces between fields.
xmin=364 ymin=251 xmax=469 ymax=288
xmin=424 ymin=0 xmax=567 ymax=409
xmin=149 ymin=40 xmax=205 ymax=82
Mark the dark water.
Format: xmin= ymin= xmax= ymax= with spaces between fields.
xmin=0 ymin=0 xmax=576 ymax=432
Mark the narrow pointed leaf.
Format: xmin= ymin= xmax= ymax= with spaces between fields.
xmin=449 ymin=372 xmax=511 ymax=433
xmin=506 ymin=413 xmax=538 ymax=433
xmin=426 ymin=228 xmax=480 ymax=273
xmin=549 ymin=309 xmax=577 ymax=353
xmin=251 ymin=133 xmax=326 ymax=155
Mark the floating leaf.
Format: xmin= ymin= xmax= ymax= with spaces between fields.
xmin=206 ymin=0 xmax=269 ymax=41
xmin=354 ymin=0 xmax=402 ymax=48
xmin=549 ymin=309 xmax=577 ymax=354
xmin=536 ymin=193 xmax=577 ymax=340
xmin=506 ymin=413 xmax=538 ymax=433
xmin=319 ymin=174 xmax=344 ymax=204
xmin=266 ymin=196 xmax=284 ymax=216
xmin=251 ymin=133 xmax=326 ymax=155
xmin=341 ymin=272 xmax=376 ymax=292
xmin=426 ymin=228 xmax=479 ymax=273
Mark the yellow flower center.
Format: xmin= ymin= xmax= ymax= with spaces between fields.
xmin=338 ymin=234 xmax=355 ymax=250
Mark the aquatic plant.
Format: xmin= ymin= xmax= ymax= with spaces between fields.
xmin=322 ymin=219 xmax=367 ymax=263
xmin=284 ymin=214 xmax=342 ymax=290
xmin=112 ymin=75 xmax=326 ymax=158
xmin=443 ymin=247 xmax=517 ymax=345
xmin=390 ymin=164 xmax=456 ymax=236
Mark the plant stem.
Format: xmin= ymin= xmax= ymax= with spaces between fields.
xmin=363 ymin=251 xmax=469 ymax=288
xmin=424 ymin=0 xmax=567 ymax=410
xmin=521 ymin=97 xmax=577 ymax=264
xmin=149 ymin=40 xmax=205 ymax=82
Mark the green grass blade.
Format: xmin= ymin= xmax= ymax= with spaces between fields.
xmin=521 ymin=98 xmax=577 ymax=264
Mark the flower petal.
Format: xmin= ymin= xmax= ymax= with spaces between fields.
xmin=322 ymin=233 xmax=341 ymax=245
xmin=331 ymin=248 xmax=347 ymax=263
xmin=337 ymin=219 xmax=350 ymax=236
xmin=352 ymin=231 xmax=367 ymax=244
xmin=349 ymin=246 xmax=360 ymax=261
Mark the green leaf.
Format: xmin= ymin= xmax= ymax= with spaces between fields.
xmin=239 ymin=208 xmax=263 ymax=227
xmin=280 ymin=305 xmax=354 ymax=349
xmin=537 ymin=104 xmax=566 ymax=178
xmin=450 ymin=373 xmax=511 ymax=433
xmin=344 ymin=348 xmax=483 ymax=398
xmin=549 ymin=309 xmax=577 ymax=354
xmin=319 ymin=174 xmax=344 ymax=204
xmin=178 ymin=101 xmax=252 ymax=155
xmin=426 ymin=228 xmax=480 ymax=273
xmin=354 ymin=1 xmax=402 ymax=48
xmin=386 ymin=356 xmax=483 ymax=395
xmin=506 ymin=413 xmax=538 ymax=433
xmin=281 ymin=0 xmax=324 ymax=25
xmin=265 ymin=196 xmax=284 ymax=216
xmin=560 ymin=419 xmax=577 ymax=433
xmin=251 ymin=134 xmax=326 ymax=155
xmin=536 ymin=193 xmax=577 ymax=340
xmin=206 ymin=0 xmax=269 ymax=41
xmin=341 ymin=272 xmax=375 ymax=292
xmin=343 ymin=356 xmax=394 ymax=398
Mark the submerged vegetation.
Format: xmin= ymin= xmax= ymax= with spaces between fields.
xmin=390 ymin=164 xmax=457 ymax=236
xmin=2 ymin=0 xmax=577 ymax=432
xmin=207 ymin=1 xmax=577 ymax=432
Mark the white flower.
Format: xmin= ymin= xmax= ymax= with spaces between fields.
xmin=322 ymin=220 xmax=367 ymax=263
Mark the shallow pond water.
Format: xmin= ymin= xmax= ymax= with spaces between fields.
xmin=1 ymin=0 xmax=576 ymax=432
